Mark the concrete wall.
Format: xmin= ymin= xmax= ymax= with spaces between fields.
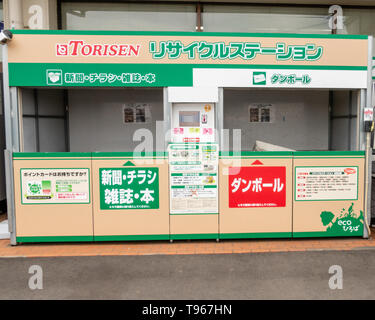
xmin=68 ymin=88 xmax=164 ymax=152
xmin=223 ymin=89 xmax=329 ymax=151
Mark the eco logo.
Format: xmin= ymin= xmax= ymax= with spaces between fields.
xmin=253 ymin=72 xmax=266 ymax=85
xmin=26 ymin=180 xmax=53 ymax=200
xmin=320 ymin=203 xmax=363 ymax=235
xmin=27 ymin=181 xmax=42 ymax=195
xmin=46 ymin=69 xmax=62 ymax=85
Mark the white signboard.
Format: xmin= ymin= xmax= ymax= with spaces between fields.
xmin=295 ymin=166 xmax=358 ymax=201
xmin=194 ymin=68 xmax=367 ymax=89
xmin=364 ymin=107 xmax=374 ymax=121
xmin=169 ymin=143 xmax=218 ymax=214
xmin=21 ymin=168 xmax=90 ymax=204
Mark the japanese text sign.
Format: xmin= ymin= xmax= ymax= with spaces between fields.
xmin=9 ymin=33 xmax=368 ymax=66
xmin=228 ymin=166 xmax=286 ymax=208
xmin=7 ymin=31 xmax=369 ymax=88
xmin=295 ymin=166 xmax=358 ymax=201
xmin=20 ymin=168 xmax=90 ymax=204
xmin=99 ymin=167 xmax=159 ymax=210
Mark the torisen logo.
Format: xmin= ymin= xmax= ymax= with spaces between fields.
xmin=56 ymin=40 xmax=141 ymax=57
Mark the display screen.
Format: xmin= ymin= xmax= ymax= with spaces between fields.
xmin=179 ymin=111 xmax=200 ymax=127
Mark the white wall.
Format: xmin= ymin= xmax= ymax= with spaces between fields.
xmin=68 ymin=88 xmax=164 ymax=152
xmin=223 ymin=89 xmax=330 ymax=151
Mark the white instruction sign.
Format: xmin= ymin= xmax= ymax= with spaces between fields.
xmin=21 ymin=168 xmax=90 ymax=204
xmin=295 ymin=166 xmax=358 ymax=201
xmin=169 ymin=143 xmax=219 ymax=214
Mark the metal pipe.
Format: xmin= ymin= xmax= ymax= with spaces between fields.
xmin=33 ymin=89 xmax=40 ymax=152
xmin=2 ymin=43 xmax=17 ymax=245
xmin=363 ymin=35 xmax=374 ymax=238
xmin=348 ymin=90 xmax=352 ymax=150
xmin=328 ymin=91 xmax=333 ymax=150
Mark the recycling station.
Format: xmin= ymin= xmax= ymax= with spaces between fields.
xmin=2 ymin=30 xmax=373 ymax=244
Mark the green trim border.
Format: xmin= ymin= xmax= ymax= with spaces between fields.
xmin=219 ymin=151 xmax=293 ymax=157
xmin=219 ymin=232 xmax=292 ymax=239
xmin=197 ymin=64 xmax=366 ymax=70
xmin=293 ymin=231 xmax=363 ymax=238
xmin=13 ymin=151 xmax=168 ymax=158
xmin=17 ymin=236 xmax=94 ymax=243
xmin=12 ymin=63 xmax=367 ymax=71
xmin=170 ymin=233 xmax=218 ymax=240
xmin=12 ymin=151 xmax=365 ymax=158
xmin=16 ymin=231 xmax=365 ymax=243
xmin=13 ymin=152 xmax=91 ymax=158
xmin=294 ymin=151 xmax=365 ymax=156
xmin=94 ymin=234 xmax=169 ymax=241
xmin=92 ymin=151 xmax=168 ymax=158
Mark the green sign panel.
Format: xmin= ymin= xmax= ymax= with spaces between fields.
xmin=9 ymin=63 xmax=193 ymax=87
xmin=99 ymin=167 xmax=159 ymax=210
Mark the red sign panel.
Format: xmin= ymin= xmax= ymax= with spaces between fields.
xmin=228 ymin=166 xmax=286 ymax=208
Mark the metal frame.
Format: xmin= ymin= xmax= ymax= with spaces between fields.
xmin=217 ymin=87 xmax=224 ymax=150
xmin=363 ymin=35 xmax=374 ymax=237
xmin=359 ymin=89 xmax=366 ymax=150
xmin=2 ymin=43 xmax=20 ymax=245
xmin=163 ymin=87 xmax=171 ymax=151
xmin=63 ymin=89 xmax=70 ymax=151
xmin=348 ymin=90 xmax=353 ymax=150
xmin=33 ymin=89 xmax=40 ymax=152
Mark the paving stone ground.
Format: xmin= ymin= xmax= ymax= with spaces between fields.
xmin=0 ymin=227 xmax=374 ymax=258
